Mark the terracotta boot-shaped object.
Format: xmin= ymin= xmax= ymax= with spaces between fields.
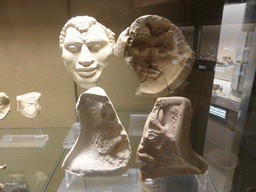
xmin=136 ymin=97 xmax=208 ymax=181
xmin=62 ymin=87 xmax=131 ymax=177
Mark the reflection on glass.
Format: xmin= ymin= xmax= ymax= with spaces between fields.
xmin=179 ymin=26 xmax=194 ymax=49
xmin=199 ymin=25 xmax=220 ymax=61
xmin=213 ymin=3 xmax=249 ymax=102
xmin=204 ymin=2 xmax=256 ymax=192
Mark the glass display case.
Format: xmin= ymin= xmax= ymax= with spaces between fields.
xmin=0 ymin=0 xmax=256 ymax=191
xmin=0 ymin=127 xmax=70 ymax=192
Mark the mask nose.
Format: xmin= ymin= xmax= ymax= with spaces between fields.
xmin=78 ymin=45 xmax=95 ymax=66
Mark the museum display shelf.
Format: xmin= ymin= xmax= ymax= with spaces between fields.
xmin=0 ymin=127 xmax=70 ymax=192
xmin=49 ymin=119 xmax=217 ymax=192
xmin=0 ymin=134 xmax=49 ymax=148
xmin=0 ymin=123 xmax=223 ymax=192
xmin=212 ymin=78 xmax=242 ymax=105
xmin=211 ymin=93 xmax=240 ymax=113
xmin=63 ymin=123 xmax=80 ymax=149
xmin=57 ymin=168 xmax=216 ymax=192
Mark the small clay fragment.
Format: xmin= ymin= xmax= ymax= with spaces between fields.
xmin=16 ymin=92 xmax=41 ymax=118
xmin=0 ymin=93 xmax=10 ymax=120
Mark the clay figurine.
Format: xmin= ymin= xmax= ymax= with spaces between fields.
xmin=59 ymin=16 xmax=115 ymax=89
xmin=62 ymin=87 xmax=131 ymax=177
xmin=136 ymin=97 xmax=208 ymax=181
xmin=0 ymin=93 xmax=10 ymax=120
xmin=114 ymin=15 xmax=194 ymax=98
xmin=16 ymin=92 xmax=41 ymax=118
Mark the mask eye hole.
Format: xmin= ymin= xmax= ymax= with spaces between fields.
xmin=132 ymin=40 xmax=150 ymax=54
xmin=157 ymin=49 xmax=168 ymax=57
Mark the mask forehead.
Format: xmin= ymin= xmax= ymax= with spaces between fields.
xmin=21 ymin=92 xmax=41 ymax=101
xmin=83 ymin=24 xmax=109 ymax=43
xmin=133 ymin=27 xmax=166 ymax=47
xmin=64 ymin=27 xmax=83 ymax=43
xmin=134 ymin=27 xmax=151 ymax=42
xmin=65 ymin=25 xmax=109 ymax=43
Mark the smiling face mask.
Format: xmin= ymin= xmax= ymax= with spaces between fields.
xmin=60 ymin=16 xmax=115 ymax=89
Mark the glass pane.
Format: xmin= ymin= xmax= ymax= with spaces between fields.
xmin=203 ymin=1 xmax=256 ymax=192
xmin=199 ymin=25 xmax=221 ymax=61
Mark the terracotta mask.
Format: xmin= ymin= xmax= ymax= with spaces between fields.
xmin=115 ymin=15 xmax=194 ymax=98
xmin=136 ymin=97 xmax=208 ymax=181
xmin=59 ymin=16 xmax=115 ymax=89
xmin=0 ymin=92 xmax=10 ymax=120
xmin=62 ymin=87 xmax=131 ymax=177
xmin=16 ymin=92 xmax=41 ymax=118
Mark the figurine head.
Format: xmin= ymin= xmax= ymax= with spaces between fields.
xmin=0 ymin=92 xmax=10 ymax=120
xmin=16 ymin=92 xmax=41 ymax=118
xmin=115 ymin=15 xmax=194 ymax=97
xmin=59 ymin=16 xmax=115 ymax=89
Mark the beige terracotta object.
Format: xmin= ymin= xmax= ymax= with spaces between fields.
xmin=59 ymin=16 xmax=115 ymax=89
xmin=0 ymin=164 xmax=6 ymax=191
xmin=136 ymin=97 xmax=208 ymax=181
xmin=0 ymin=164 xmax=6 ymax=170
xmin=0 ymin=93 xmax=10 ymax=120
xmin=16 ymin=92 xmax=41 ymax=118
xmin=62 ymin=87 xmax=131 ymax=177
xmin=114 ymin=15 xmax=194 ymax=98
